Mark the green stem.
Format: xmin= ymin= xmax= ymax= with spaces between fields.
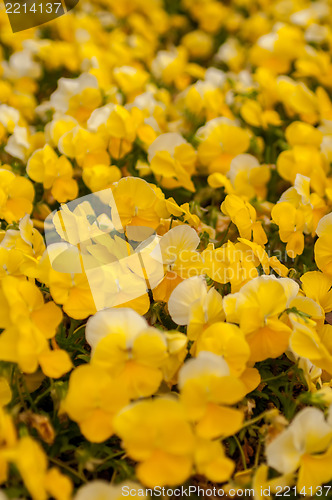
xmin=240 ymin=411 xmax=269 ymax=430
xmin=49 ymin=457 xmax=87 ymax=483
xmin=217 ymin=221 xmax=232 ymax=247
xmin=233 ymin=435 xmax=247 ymax=470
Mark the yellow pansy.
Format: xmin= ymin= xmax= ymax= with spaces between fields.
xmin=0 ymin=168 xmax=34 ymax=223
xmin=277 ymin=122 xmax=325 ymax=186
xmin=315 ymin=212 xmax=332 ymax=278
xmin=158 ymin=224 xmax=203 ymax=280
xmin=147 ymin=133 xmax=197 ymax=192
xmin=62 ymin=364 xmax=130 ymax=443
xmin=27 ymin=145 xmax=78 ymax=203
xmin=223 ymin=276 xmax=298 ymax=361
xmin=49 ymin=269 xmax=97 ymax=320
xmin=194 ymin=438 xmax=234 ymax=483
xmin=221 ymin=194 xmax=267 ymax=245
xmin=168 ymin=276 xmax=224 ymax=341
xmin=208 ymin=154 xmax=271 ymax=200
xmin=111 ymin=177 xmax=169 ymax=229
xmin=86 ymin=308 xmax=168 ymax=398
xmin=266 ymin=407 xmax=332 ymax=490
xmin=82 ymin=164 xmax=121 ymax=192
xmin=300 ymin=271 xmax=332 ymax=314
xmin=195 ymin=322 xmax=250 ymax=377
xmin=197 ymin=118 xmax=251 ymax=174
xmin=114 ymin=397 xmax=195 ymax=487
xmin=178 ymin=351 xmax=246 ymax=439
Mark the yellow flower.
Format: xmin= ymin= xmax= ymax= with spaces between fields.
xmin=181 ymin=30 xmax=213 ymax=59
xmin=276 ymin=78 xmax=318 ymax=124
xmin=266 ymin=407 xmax=332 ymax=490
xmin=158 ymin=224 xmax=202 ymax=280
xmin=240 ymin=100 xmax=281 ymax=129
xmin=168 ymin=276 xmax=224 ymax=341
xmin=221 ymin=195 xmax=267 ymax=245
xmin=300 ymin=271 xmax=332 ymax=314
xmin=271 ymin=172 xmax=327 ymax=258
xmin=82 ymin=164 xmax=121 ymax=193
xmin=195 ymin=322 xmax=250 ymax=377
xmin=86 ymin=308 xmax=168 ymax=398
xmin=223 ymin=276 xmax=298 ymax=362
xmin=178 ymin=351 xmax=246 ymax=439
xmin=0 ymin=169 xmax=34 ymax=223
xmin=114 ymin=397 xmax=195 ymax=486
xmin=49 ymin=269 xmax=97 ymax=320
xmin=0 ymin=215 xmax=45 ymax=279
xmin=208 ymin=154 xmax=271 ymax=200
xmin=62 ymin=364 xmax=130 ymax=442
xmin=147 ymin=133 xmax=196 ymax=192
xmin=0 ymin=408 xmax=72 ymax=500
xmin=277 ymin=122 xmax=325 ymax=185
xmin=194 ymin=438 xmax=234 ymax=483
xmin=112 ymin=177 xmax=169 ymax=229
xmin=27 ymin=145 xmax=78 ymax=203
xmin=67 ymin=87 xmax=102 ymax=124
xmin=58 ymin=126 xmax=108 ymax=167
xmin=162 ymin=331 xmax=188 ymax=385
xmin=315 ymin=212 xmax=332 ymax=278
xmin=113 ymin=66 xmax=149 ymax=97
xmin=197 ymin=118 xmax=251 ymax=174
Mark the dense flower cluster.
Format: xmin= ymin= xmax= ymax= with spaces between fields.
xmin=1 ymin=0 xmax=332 ymax=497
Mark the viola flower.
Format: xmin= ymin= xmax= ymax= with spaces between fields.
xmin=62 ymin=364 xmax=130 ymax=443
xmin=266 ymin=407 xmax=332 ymax=490
xmin=27 ymin=145 xmax=78 ymax=203
xmin=147 ymin=133 xmax=197 ymax=192
xmin=86 ymin=308 xmax=168 ymax=398
xmin=196 ymin=118 xmax=251 ymax=174
xmin=114 ymin=397 xmax=195 ymax=486
xmin=223 ymin=276 xmax=298 ymax=361
xmin=221 ymin=194 xmax=267 ymax=246
xmin=208 ymin=154 xmax=271 ymax=200
xmin=315 ymin=212 xmax=332 ymax=278
xmin=178 ymin=351 xmax=247 ymax=439
xmin=0 ymin=169 xmax=34 ymax=223
xmin=168 ymin=276 xmax=224 ymax=341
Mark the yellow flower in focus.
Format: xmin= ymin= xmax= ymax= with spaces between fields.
xmin=86 ymin=308 xmax=168 ymax=398
xmin=221 ymin=194 xmax=267 ymax=245
xmin=300 ymin=271 xmax=332 ymax=314
xmin=178 ymin=351 xmax=246 ymax=439
xmin=195 ymin=322 xmax=250 ymax=377
xmin=112 ymin=177 xmax=169 ymax=229
xmin=266 ymin=407 xmax=332 ymax=490
xmin=168 ymin=276 xmax=224 ymax=341
xmin=223 ymin=276 xmax=298 ymax=361
xmin=158 ymin=224 xmax=202 ymax=279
